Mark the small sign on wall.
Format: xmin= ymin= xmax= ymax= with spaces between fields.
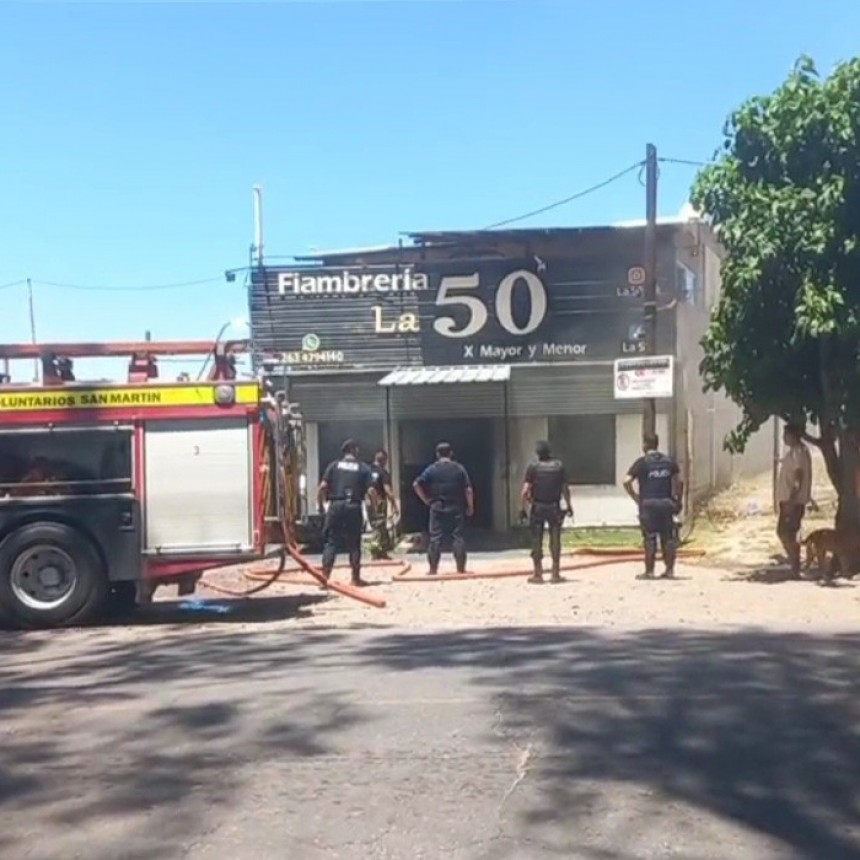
xmin=613 ymin=356 xmax=674 ymax=399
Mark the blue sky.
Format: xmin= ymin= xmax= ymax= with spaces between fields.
xmin=1 ymin=0 xmax=858 ymax=380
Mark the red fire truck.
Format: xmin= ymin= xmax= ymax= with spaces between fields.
xmin=0 ymin=339 xmax=359 ymax=629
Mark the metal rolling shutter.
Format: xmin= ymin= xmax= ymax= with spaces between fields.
xmin=144 ymin=418 xmax=253 ymax=553
xmin=288 ymin=375 xmax=386 ymax=422
xmin=389 ymin=383 xmax=506 ymax=419
xmin=509 ymin=365 xmax=642 ymax=416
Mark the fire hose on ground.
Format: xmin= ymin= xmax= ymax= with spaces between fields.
xmin=212 ymin=543 xmax=707 ymax=597
xmin=201 ymin=493 xmax=705 ymax=602
xmin=202 ymin=503 xmax=706 ymax=604
xmin=201 ymin=413 xmax=388 ymax=608
xmin=200 ymin=413 xmax=704 ymax=605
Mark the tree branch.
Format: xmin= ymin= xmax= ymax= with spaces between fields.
xmin=802 ymin=421 xmax=834 ymax=448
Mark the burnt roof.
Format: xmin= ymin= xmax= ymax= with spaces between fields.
xmin=292 ymin=218 xmax=701 ymax=264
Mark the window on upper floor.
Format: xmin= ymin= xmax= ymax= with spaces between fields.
xmin=676 ymin=262 xmax=698 ymax=304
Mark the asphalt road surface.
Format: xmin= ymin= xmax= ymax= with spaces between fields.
xmin=3 ymin=603 xmax=860 ymax=860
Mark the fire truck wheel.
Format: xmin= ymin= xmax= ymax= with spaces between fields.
xmin=0 ymin=523 xmax=108 ymax=629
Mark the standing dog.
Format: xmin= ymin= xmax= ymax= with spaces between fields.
xmin=801 ymin=528 xmax=860 ymax=580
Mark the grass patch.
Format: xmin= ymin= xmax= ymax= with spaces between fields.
xmin=562 ymin=527 xmax=642 ymax=550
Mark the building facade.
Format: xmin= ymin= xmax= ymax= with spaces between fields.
xmin=249 ymin=218 xmax=773 ymax=532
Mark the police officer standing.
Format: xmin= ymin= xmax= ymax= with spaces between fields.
xmin=520 ymin=440 xmax=573 ymax=584
xmin=317 ymin=439 xmax=376 ymax=586
xmin=413 ymin=442 xmax=474 ymax=574
xmin=622 ymin=432 xmax=682 ymax=580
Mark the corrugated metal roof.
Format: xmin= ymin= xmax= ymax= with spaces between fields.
xmin=378 ymin=365 xmax=512 ymax=386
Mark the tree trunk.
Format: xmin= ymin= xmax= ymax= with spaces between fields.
xmin=834 ymin=430 xmax=860 ymax=577
xmin=817 ymin=427 xmax=840 ymax=494
xmin=835 ymin=432 xmax=860 ymax=529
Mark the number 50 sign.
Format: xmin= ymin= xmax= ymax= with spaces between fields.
xmin=432 ymin=269 xmax=548 ymax=339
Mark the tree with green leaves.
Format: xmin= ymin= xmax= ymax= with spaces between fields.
xmin=692 ymin=56 xmax=860 ymax=530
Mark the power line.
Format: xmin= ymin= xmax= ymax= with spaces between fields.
xmin=33 ymin=275 xmax=228 ymax=292
xmin=659 ymin=156 xmax=713 ymax=168
xmin=483 ymin=162 xmax=644 ymax=230
xmin=3 ymin=159 xmax=710 ymax=292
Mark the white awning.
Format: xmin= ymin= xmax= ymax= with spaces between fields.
xmin=378 ymin=365 xmax=512 ymax=386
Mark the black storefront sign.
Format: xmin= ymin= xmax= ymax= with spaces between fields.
xmin=249 ymin=257 xmax=670 ymax=370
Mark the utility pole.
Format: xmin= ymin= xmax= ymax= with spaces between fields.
xmin=642 ymin=143 xmax=658 ymax=437
xmin=27 ymin=278 xmax=38 ymax=383
xmin=252 ymin=185 xmax=264 ymax=267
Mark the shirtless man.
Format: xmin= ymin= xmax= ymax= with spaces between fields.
xmin=776 ymin=424 xmax=812 ymax=578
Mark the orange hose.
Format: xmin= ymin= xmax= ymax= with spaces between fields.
xmin=283 ymin=542 xmax=387 ymax=608
xmin=199 ymin=417 xmax=387 ymax=608
xmin=199 ymin=402 xmax=711 ymax=604
xmin=386 ymin=544 xmax=707 ymax=583
xmin=242 ymin=557 xmax=410 ymax=586
xmin=203 ymin=418 xmax=706 ymax=604
xmin=199 ymin=552 xmax=288 ymax=598
xmin=568 ymin=546 xmax=706 ymax=558
xmin=200 ymin=548 xmax=389 ymax=608
xmin=235 ymin=546 xmax=705 ymax=589
xmin=390 ymin=554 xmax=628 ymax=582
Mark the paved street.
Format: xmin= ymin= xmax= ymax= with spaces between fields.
xmin=3 ymin=602 xmax=860 ymax=860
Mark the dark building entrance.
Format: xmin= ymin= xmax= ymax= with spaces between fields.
xmin=317 ymin=420 xmax=384 ymax=481
xmin=398 ymin=418 xmax=494 ymax=534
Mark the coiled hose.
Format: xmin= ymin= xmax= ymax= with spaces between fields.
xmin=201 ymin=408 xmax=387 ymax=608
xmin=202 ymin=408 xmax=704 ymax=601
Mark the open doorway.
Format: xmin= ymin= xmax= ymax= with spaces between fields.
xmin=317 ymin=420 xmax=384 ymax=480
xmin=398 ymin=418 xmax=494 ymax=533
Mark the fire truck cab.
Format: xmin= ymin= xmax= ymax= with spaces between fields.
xmin=0 ymin=340 xmax=296 ymax=628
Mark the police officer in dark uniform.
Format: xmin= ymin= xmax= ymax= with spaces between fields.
xmin=317 ymin=439 xmax=376 ymax=586
xmin=623 ymin=432 xmax=682 ymax=580
xmin=520 ymin=440 xmax=573 ymax=584
xmin=413 ymin=442 xmax=474 ymax=575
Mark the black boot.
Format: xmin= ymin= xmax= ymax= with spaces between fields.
xmin=528 ymin=558 xmax=544 ymax=584
xmin=638 ymin=534 xmax=657 ymax=579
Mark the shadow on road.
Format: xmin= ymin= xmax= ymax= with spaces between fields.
xmin=358 ymin=627 xmax=860 ymax=858
xmin=2 ymin=624 xmax=860 ymax=858
xmin=0 ymin=621 xmax=359 ymax=860
xmin=725 ymin=565 xmax=857 ymax=587
xmin=125 ymin=593 xmax=331 ymax=626
xmin=0 ymin=593 xmax=331 ymax=634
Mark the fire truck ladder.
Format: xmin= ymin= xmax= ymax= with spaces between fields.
xmin=0 ymin=338 xmax=248 ymax=384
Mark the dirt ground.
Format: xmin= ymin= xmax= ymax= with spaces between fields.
xmin=169 ymin=551 xmax=858 ymax=635
xmin=138 ymin=449 xmax=856 ymax=635
xmin=687 ymin=447 xmax=836 ymax=569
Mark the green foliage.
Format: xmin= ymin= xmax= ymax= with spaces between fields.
xmin=692 ymin=56 xmax=860 ymax=454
